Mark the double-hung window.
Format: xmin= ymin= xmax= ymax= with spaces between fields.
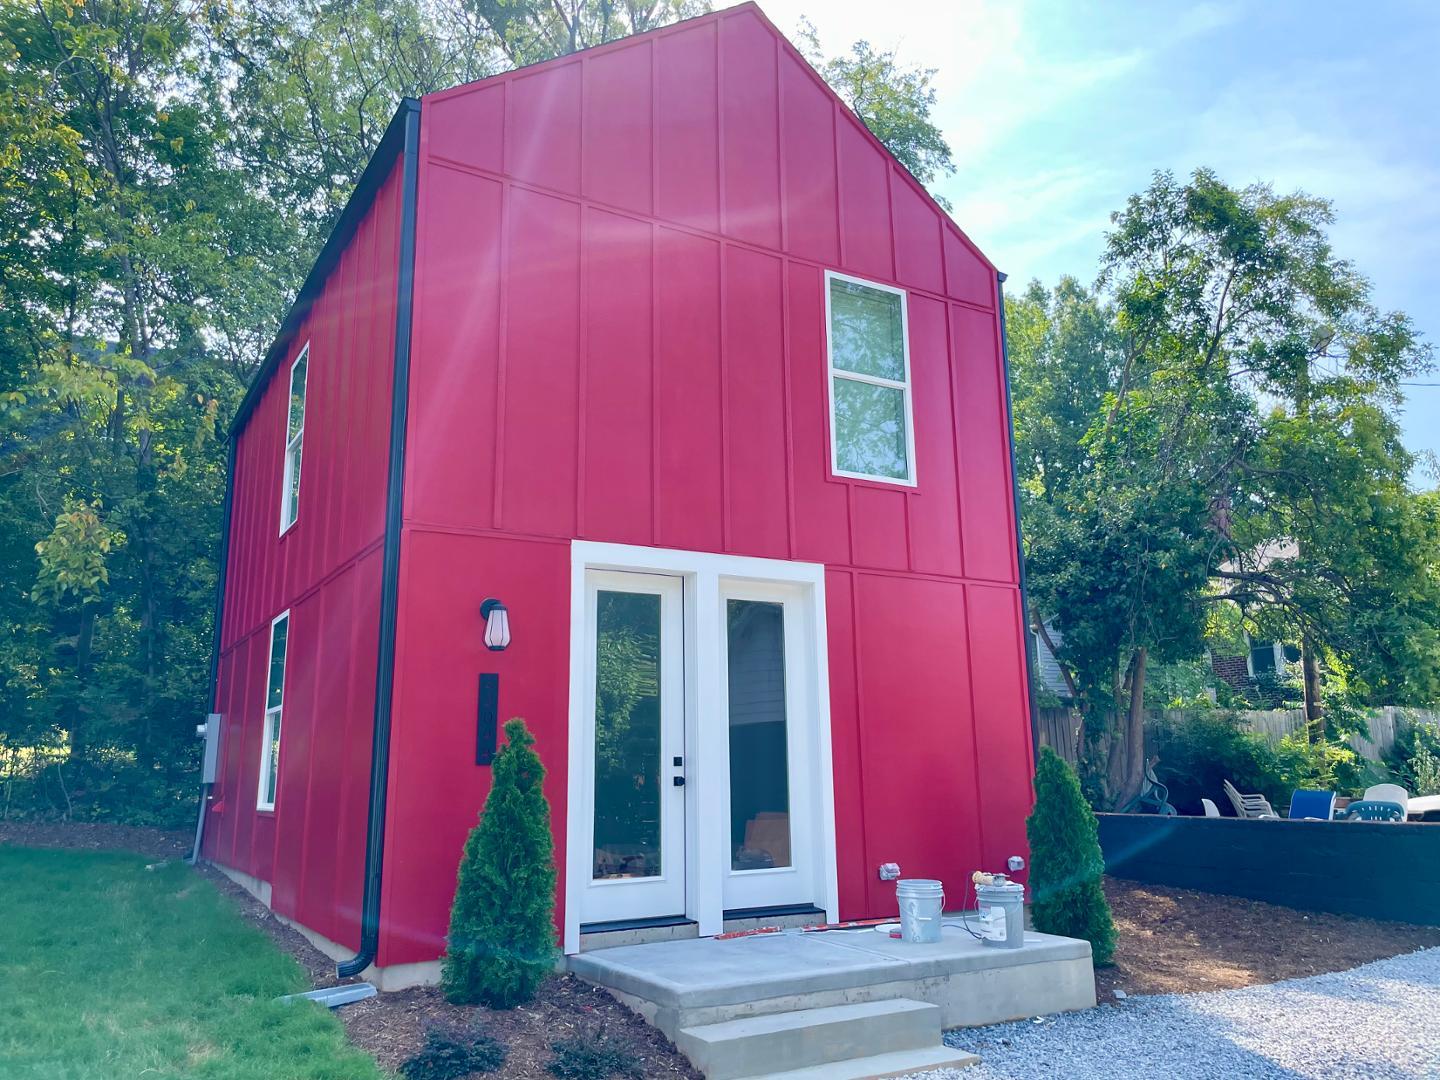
xmin=279 ymin=344 xmax=309 ymax=533
xmin=257 ymin=611 xmax=289 ymax=811
xmin=825 ymin=272 xmax=916 ymax=486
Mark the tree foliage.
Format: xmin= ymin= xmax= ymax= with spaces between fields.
xmin=795 ymin=17 xmax=954 ymax=207
xmin=1012 ymin=169 xmax=1440 ymax=807
xmin=0 ymin=0 xmax=951 ymax=824
xmin=442 ymin=718 xmax=556 ymax=1008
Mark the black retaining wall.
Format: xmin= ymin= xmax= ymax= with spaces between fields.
xmin=1097 ymin=813 xmax=1440 ymax=926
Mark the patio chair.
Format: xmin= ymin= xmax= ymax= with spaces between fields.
xmin=1287 ymin=790 xmax=1336 ymax=820
xmin=1363 ymin=784 xmax=1409 ymax=814
xmin=1343 ymin=799 xmax=1406 ymax=822
xmin=1223 ymin=778 xmax=1279 ymax=819
xmin=1201 ymin=798 xmax=1221 ymax=817
xmin=1120 ymin=759 xmax=1178 ymax=815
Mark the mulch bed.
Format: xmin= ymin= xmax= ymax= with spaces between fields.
xmin=340 ymin=979 xmax=701 ymax=1080
xmin=0 ymin=820 xmax=191 ymax=860
xmin=1098 ymin=875 xmax=1440 ymax=1000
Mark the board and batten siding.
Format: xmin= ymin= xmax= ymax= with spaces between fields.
xmin=203 ymin=157 xmax=404 ymax=954
xmin=374 ymin=4 xmax=1033 ymax=966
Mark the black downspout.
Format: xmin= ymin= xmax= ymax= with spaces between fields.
xmin=995 ymin=271 xmax=1040 ymax=757
xmin=189 ymin=435 xmax=237 ymax=864
xmin=338 ymin=96 xmax=422 ymax=979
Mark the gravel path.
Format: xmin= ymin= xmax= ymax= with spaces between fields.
xmin=910 ymin=947 xmax=1440 ymax=1080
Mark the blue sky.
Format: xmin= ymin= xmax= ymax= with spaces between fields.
xmin=766 ymin=0 xmax=1440 ymax=485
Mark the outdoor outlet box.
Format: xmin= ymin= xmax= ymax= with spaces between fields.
xmin=878 ymin=862 xmax=901 ymax=881
xmin=199 ymin=713 xmax=222 ymax=784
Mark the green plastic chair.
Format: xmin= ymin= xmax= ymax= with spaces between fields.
xmin=1344 ymin=800 xmax=1406 ymax=822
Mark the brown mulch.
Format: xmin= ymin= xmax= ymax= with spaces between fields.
xmin=340 ymin=978 xmax=701 ymax=1080
xmin=0 ymin=820 xmax=191 ymax=860
xmin=1097 ymin=875 xmax=1440 ymax=1000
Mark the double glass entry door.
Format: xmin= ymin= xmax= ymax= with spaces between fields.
xmin=578 ymin=570 xmax=816 ymax=927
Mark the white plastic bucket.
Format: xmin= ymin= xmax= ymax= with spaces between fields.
xmin=975 ymin=880 xmax=1025 ymax=949
xmin=896 ymin=878 xmax=945 ymax=944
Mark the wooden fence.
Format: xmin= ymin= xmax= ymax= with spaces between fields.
xmin=1035 ymin=705 xmax=1440 ymax=768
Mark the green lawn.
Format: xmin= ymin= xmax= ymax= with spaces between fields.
xmin=0 ymin=847 xmax=387 ymax=1080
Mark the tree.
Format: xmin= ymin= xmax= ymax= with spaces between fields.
xmin=442 ymin=718 xmax=556 ymax=1007
xmin=0 ymin=0 xmax=717 ymax=822
xmin=795 ymin=18 xmax=954 ymax=207
xmin=1014 ymin=170 xmax=1439 ymax=806
xmin=1026 ymin=747 xmax=1116 ymax=965
xmin=1104 ymin=170 xmax=1437 ymax=732
xmin=464 ymin=0 xmax=711 ymax=66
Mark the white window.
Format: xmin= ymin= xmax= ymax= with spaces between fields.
xmin=824 ymin=272 xmax=916 ymax=486
xmin=279 ymin=344 xmax=309 ymax=533
xmin=257 ymin=611 xmax=289 ymax=811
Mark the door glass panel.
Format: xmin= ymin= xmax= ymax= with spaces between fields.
xmin=727 ymin=599 xmax=792 ymax=870
xmin=593 ymin=590 xmax=663 ymax=881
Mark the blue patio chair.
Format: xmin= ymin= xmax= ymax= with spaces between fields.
xmin=1288 ymin=790 xmax=1336 ymax=820
xmin=1343 ymin=799 xmax=1406 ymax=822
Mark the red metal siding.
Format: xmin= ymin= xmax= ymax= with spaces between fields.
xmin=202 ymin=160 xmax=403 ymax=955
xmin=375 ymin=3 xmax=1032 ymax=968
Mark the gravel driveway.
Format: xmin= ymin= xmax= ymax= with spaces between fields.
xmin=910 ymin=947 xmax=1440 ymax=1080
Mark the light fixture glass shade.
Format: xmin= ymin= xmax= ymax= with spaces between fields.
xmin=483 ymin=602 xmax=511 ymax=651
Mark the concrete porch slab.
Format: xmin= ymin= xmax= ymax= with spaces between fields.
xmin=568 ymin=923 xmax=1095 ymax=1036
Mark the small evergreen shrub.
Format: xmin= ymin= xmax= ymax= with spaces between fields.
xmin=1026 ymin=746 xmax=1117 ymax=966
xmin=400 ymin=1028 xmax=506 ymax=1080
xmin=442 ymin=717 xmax=557 ymax=1007
xmin=547 ymin=1033 xmax=642 ymax=1080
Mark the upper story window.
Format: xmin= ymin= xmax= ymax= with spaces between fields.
xmin=825 ymin=272 xmax=916 ymax=486
xmin=279 ymin=344 xmax=309 ymax=533
xmin=257 ymin=611 xmax=289 ymax=811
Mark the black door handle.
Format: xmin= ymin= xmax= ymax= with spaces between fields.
xmin=673 ymin=776 xmax=685 ymax=787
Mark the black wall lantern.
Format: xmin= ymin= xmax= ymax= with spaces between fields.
xmin=480 ymin=597 xmax=511 ymax=652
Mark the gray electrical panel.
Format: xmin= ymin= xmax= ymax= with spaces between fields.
xmin=200 ymin=713 xmax=223 ymax=784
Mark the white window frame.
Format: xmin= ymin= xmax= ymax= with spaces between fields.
xmin=279 ymin=343 xmax=309 ymax=535
xmin=823 ymin=270 xmax=918 ymax=487
xmin=257 ymin=610 xmax=289 ymax=811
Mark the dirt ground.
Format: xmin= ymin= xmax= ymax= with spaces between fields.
xmin=9 ymin=824 xmax=1440 ymax=1077
xmin=1098 ymin=876 xmax=1440 ymax=1000
xmin=0 ymin=820 xmax=192 ymax=860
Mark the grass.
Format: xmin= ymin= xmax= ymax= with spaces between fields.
xmin=0 ymin=846 xmax=386 ymax=1080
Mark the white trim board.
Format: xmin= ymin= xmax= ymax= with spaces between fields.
xmin=563 ymin=541 xmax=839 ymax=955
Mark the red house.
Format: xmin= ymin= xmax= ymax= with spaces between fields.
xmin=199 ymin=2 xmax=1037 ymax=989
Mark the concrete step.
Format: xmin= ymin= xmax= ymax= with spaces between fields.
xmin=676 ymin=998 xmax=943 ymax=1080
xmin=569 ymin=924 xmax=1095 ymax=1035
xmin=739 ymin=1044 xmax=980 ymax=1079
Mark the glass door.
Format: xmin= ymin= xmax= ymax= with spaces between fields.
xmin=577 ymin=570 xmax=686 ymax=925
xmin=720 ymin=581 xmax=817 ymax=912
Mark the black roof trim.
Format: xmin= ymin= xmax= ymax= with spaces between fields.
xmin=228 ymin=98 xmax=421 ymax=439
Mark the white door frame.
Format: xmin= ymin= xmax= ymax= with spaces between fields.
xmin=564 ymin=541 xmax=839 ymax=955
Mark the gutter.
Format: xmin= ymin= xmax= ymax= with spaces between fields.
xmin=995 ymin=271 xmax=1041 ymax=756
xmin=338 ymin=96 xmax=422 ymax=978
xmin=188 ymin=435 xmax=238 ymax=864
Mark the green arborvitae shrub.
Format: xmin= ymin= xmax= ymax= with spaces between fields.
xmin=442 ymin=717 xmax=557 ymax=1007
xmin=1026 ymin=746 xmax=1117 ymax=966
xmin=400 ymin=1029 xmax=506 ymax=1080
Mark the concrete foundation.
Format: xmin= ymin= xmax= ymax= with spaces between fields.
xmin=209 ymin=861 xmax=441 ymax=991
xmin=569 ymin=923 xmax=1096 ymax=1040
